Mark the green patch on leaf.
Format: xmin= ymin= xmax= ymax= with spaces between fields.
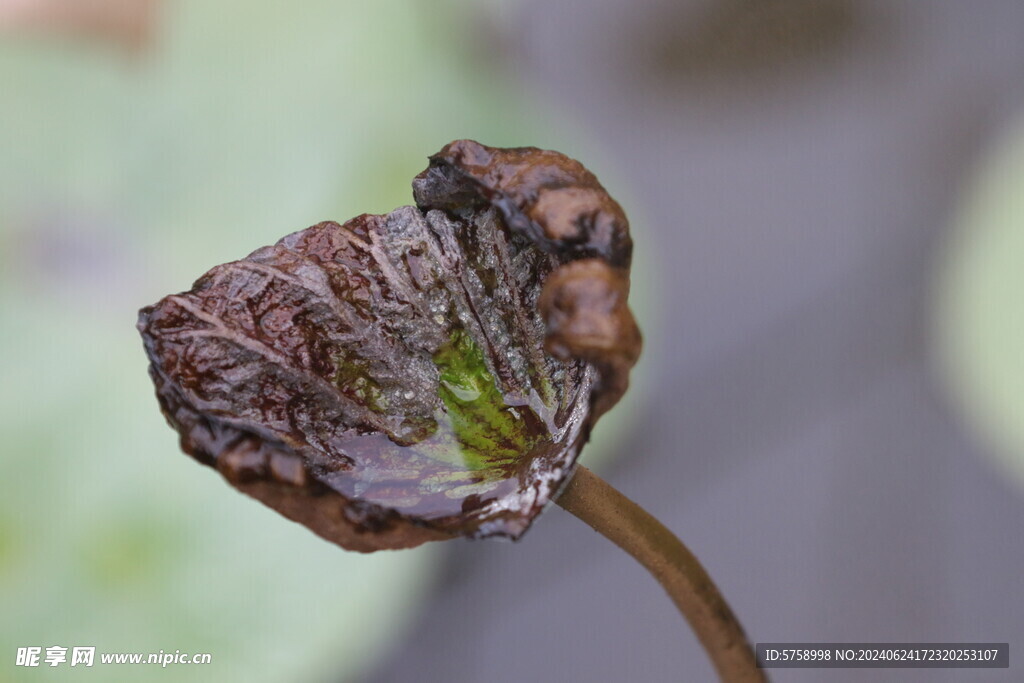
xmin=432 ymin=331 xmax=539 ymax=471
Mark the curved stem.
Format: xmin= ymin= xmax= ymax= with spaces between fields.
xmin=556 ymin=465 xmax=765 ymax=683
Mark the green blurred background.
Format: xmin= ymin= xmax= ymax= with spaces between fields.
xmin=937 ymin=116 xmax=1024 ymax=493
xmin=0 ymin=2 xmax=636 ymax=681
xmin=2 ymin=1 xmax=1023 ymax=682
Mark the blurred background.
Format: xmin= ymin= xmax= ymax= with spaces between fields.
xmin=1 ymin=1 xmax=1022 ymax=681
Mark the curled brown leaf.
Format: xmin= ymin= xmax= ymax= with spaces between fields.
xmin=139 ymin=140 xmax=641 ymax=552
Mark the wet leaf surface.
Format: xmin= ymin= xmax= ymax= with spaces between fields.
xmin=139 ymin=141 xmax=641 ymax=551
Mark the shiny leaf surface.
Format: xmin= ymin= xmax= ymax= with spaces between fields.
xmin=139 ymin=141 xmax=641 ymax=551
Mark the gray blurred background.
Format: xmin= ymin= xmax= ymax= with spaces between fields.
xmin=2 ymin=1 xmax=1023 ymax=682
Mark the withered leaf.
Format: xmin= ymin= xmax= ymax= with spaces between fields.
xmin=138 ymin=140 xmax=641 ymax=552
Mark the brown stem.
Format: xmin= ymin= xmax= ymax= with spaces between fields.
xmin=555 ymin=465 xmax=766 ymax=683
